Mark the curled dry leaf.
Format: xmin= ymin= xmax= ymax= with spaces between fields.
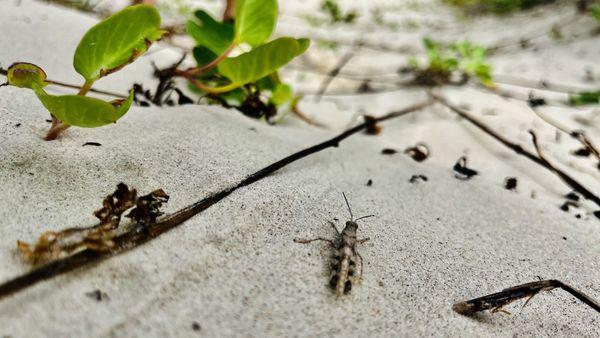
xmin=453 ymin=156 xmax=478 ymax=180
xmin=17 ymin=183 xmax=168 ymax=265
xmin=94 ymin=183 xmax=138 ymax=230
xmin=404 ymin=143 xmax=430 ymax=162
xmin=17 ymin=227 xmax=115 ymax=265
xmin=126 ymin=189 xmax=170 ymax=224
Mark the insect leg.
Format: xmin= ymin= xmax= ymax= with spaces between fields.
xmin=327 ymin=221 xmax=341 ymax=235
xmin=293 ymin=237 xmax=335 ymax=247
xmin=355 ymin=250 xmax=365 ymax=281
xmin=357 ymin=237 xmax=370 ymax=244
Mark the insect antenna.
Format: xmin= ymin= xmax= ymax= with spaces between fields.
xmin=342 ymin=192 xmax=354 ymax=221
xmin=355 ymin=214 xmax=375 ymax=222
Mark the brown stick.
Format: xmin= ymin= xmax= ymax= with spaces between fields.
xmin=0 ymin=100 xmax=434 ymax=301
xmin=453 ymin=279 xmax=600 ymax=316
xmin=430 ymin=93 xmax=600 ymax=208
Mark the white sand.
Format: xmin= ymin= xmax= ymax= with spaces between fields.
xmin=0 ymin=1 xmax=598 ymax=337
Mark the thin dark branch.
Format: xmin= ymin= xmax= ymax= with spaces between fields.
xmin=529 ymin=106 xmax=600 ymax=164
xmin=453 ymin=279 xmax=600 ymax=316
xmin=0 ymin=100 xmax=434 ymax=301
xmin=430 ymin=93 xmax=600 ymax=208
xmin=313 ymin=50 xmax=356 ymax=102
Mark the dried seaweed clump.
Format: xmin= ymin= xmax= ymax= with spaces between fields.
xmin=17 ymin=183 xmax=169 ymax=265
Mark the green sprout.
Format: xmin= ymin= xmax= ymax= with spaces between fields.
xmin=408 ymin=38 xmax=493 ymax=87
xmin=569 ymin=91 xmax=600 ymax=106
xmin=184 ymin=0 xmax=310 ymax=123
xmin=321 ymin=0 xmax=358 ymax=24
xmin=2 ymin=5 xmax=164 ymax=140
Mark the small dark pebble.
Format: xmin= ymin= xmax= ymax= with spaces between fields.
xmin=366 ymin=179 xmax=373 ymax=187
xmin=453 ymin=156 xmax=478 ymax=180
xmin=565 ymin=192 xmax=580 ymax=201
xmin=82 ymin=142 xmax=102 ymax=147
xmin=85 ymin=289 xmax=109 ymax=302
xmin=562 ymin=236 xmax=567 ymax=240
xmin=575 ymin=214 xmax=581 ymax=219
xmin=571 ymin=147 xmax=591 ymax=157
xmin=504 ymin=177 xmax=517 ymax=190
xmin=527 ymin=93 xmax=546 ymax=108
xmin=409 ymin=174 xmax=428 ymax=183
xmin=14 ymin=123 xmax=21 ymax=128
xmin=381 ymin=148 xmax=397 ymax=155
xmin=192 ymin=322 xmax=201 ymax=331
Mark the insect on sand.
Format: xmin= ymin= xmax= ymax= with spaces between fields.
xmin=294 ymin=193 xmax=374 ymax=297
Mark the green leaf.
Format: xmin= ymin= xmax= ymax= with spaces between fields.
xmin=6 ymin=62 xmax=47 ymax=89
xmin=73 ymin=5 xmax=164 ymax=83
xmin=186 ymin=10 xmax=234 ymax=55
xmin=35 ymin=89 xmax=134 ymax=127
xmin=270 ymin=83 xmax=292 ymax=106
xmin=193 ymin=45 xmax=219 ymax=69
xmin=218 ymin=37 xmax=309 ymax=87
xmin=235 ymin=0 xmax=278 ymax=46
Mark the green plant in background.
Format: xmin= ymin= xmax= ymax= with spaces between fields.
xmin=569 ymin=91 xmax=600 ymax=106
xmin=321 ymin=0 xmax=358 ymax=24
xmin=590 ymin=4 xmax=600 ymax=22
xmin=443 ymin=0 xmax=555 ymax=14
xmin=2 ymin=5 xmax=164 ymax=140
xmin=408 ymin=38 xmax=493 ymax=87
xmin=184 ymin=0 xmax=309 ymax=123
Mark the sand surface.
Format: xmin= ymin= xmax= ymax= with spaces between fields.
xmin=0 ymin=1 xmax=598 ymax=337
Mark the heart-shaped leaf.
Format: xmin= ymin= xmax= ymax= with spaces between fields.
xmin=74 ymin=5 xmax=164 ymax=83
xmin=186 ymin=10 xmax=234 ymax=55
xmin=234 ymin=0 xmax=278 ymax=46
xmin=218 ymin=37 xmax=309 ymax=87
xmin=6 ymin=62 xmax=47 ymax=89
xmin=35 ymin=89 xmax=134 ymax=127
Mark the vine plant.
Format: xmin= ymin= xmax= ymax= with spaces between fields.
xmin=177 ymin=0 xmax=309 ymax=123
xmin=407 ymin=38 xmax=493 ymax=87
xmin=2 ymin=5 xmax=165 ymax=140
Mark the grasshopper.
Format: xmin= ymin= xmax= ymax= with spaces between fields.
xmin=294 ymin=193 xmax=373 ymax=297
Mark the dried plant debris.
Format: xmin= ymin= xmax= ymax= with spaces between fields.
xmin=409 ymin=174 xmax=428 ymax=183
xmin=17 ymin=227 xmax=115 ymax=265
xmin=381 ymin=148 xmax=398 ymax=155
xmin=17 ymin=183 xmax=169 ymax=265
xmin=85 ymin=289 xmax=109 ymax=302
xmin=453 ymin=280 xmax=600 ymax=316
xmin=404 ymin=143 xmax=430 ymax=162
xmin=94 ymin=183 xmax=139 ymax=230
xmin=504 ymin=177 xmax=517 ymax=190
xmin=126 ymin=189 xmax=169 ymax=225
xmin=453 ymin=156 xmax=478 ymax=180
xmin=363 ymin=115 xmax=382 ymax=135
xmin=527 ymin=92 xmax=546 ymax=107
xmin=560 ymin=200 xmax=579 ymax=212
xmin=294 ymin=193 xmax=373 ymax=297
